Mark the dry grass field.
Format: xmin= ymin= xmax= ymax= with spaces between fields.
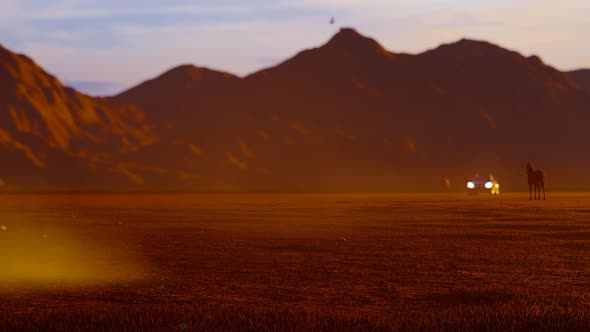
xmin=1 ymin=193 xmax=590 ymax=331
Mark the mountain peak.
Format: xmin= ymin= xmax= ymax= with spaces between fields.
xmin=421 ymin=38 xmax=515 ymax=61
xmin=0 ymin=43 xmax=12 ymax=56
xmin=325 ymin=28 xmax=387 ymax=52
xmin=158 ymin=64 xmax=237 ymax=84
xmin=113 ymin=62 xmax=240 ymax=116
xmin=331 ymin=28 xmax=364 ymax=41
xmin=0 ymin=43 xmax=19 ymax=67
xmin=116 ymin=64 xmax=238 ymax=100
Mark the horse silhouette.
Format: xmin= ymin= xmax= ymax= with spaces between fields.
xmin=527 ymin=162 xmax=545 ymax=200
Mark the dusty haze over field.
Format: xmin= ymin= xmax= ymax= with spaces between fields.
xmin=0 ymin=207 xmax=144 ymax=286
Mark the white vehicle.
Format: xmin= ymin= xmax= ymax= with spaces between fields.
xmin=466 ymin=174 xmax=500 ymax=195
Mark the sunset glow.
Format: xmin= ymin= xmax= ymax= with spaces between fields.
xmin=0 ymin=0 xmax=588 ymax=95
xmin=1 ymin=1 xmax=590 ymax=330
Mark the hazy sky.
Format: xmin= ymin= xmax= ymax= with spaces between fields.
xmin=1 ymin=0 xmax=588 ymax=95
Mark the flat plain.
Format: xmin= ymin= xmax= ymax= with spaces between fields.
xmin=1 ymin=193 xmax=590 ymax=331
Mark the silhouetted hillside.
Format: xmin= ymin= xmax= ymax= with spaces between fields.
xmin=115 ymin=65 xmax=239 ymax=124
xmin=0 ymin=44 xmax=160 ymax=189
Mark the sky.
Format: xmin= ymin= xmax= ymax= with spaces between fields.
xmin=1 ymin=0 xmax=588 ymax=96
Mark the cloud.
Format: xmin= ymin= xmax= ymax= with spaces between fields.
xmin=255 ymin=57 xmax=282 ymax=66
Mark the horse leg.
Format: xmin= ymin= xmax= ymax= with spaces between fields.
xmin=535 ymin=184 xmax=539 ymax=200
xmin=543 ymin=184 xmax=546 ymax=200
xmin=529 ymin=184 xmax=532 ymax=200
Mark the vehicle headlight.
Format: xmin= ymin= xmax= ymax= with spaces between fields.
xmin=467 ymin=182 xmax=475 ymax=189
xmin=485 ymin=181 xmax=493 ymax=189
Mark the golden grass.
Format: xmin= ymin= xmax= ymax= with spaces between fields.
xmin=1 ymin=193 xmax=590 ymax=330
xmin=2 ymin=298 xmax=589 ymax=332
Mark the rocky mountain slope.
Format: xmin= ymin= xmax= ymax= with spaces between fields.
xmin=2 ymin=29 xmax=590 ymax=191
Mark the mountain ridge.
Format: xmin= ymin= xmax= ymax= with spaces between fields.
xmin=2 ymin=28 xmax=590 ymax=191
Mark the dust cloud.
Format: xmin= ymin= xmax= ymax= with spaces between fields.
xmin=0 ymin=217 xmax=144 ymax=288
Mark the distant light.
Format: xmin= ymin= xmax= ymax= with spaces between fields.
xmin=467 ymin=182 xmax=475 ymax=189
xmin=485 ymin=182 xmax=493 ymax=189
xmin=0 ymin=225 xmax=6 ymax=231
xmin=494 ymin=183 xmax=500 ymax=188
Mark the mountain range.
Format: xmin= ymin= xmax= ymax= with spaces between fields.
xmin=1 ymin=28 xmax=590 ymax=192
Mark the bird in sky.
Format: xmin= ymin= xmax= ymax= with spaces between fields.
xmin=330 ymin=17 xmax=335 ymax=24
